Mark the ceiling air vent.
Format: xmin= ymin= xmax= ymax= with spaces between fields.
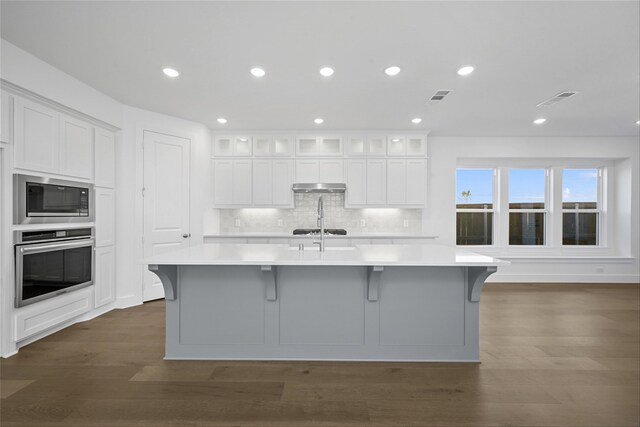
xmin=427 ymin=90 xmax=452 ymax=103
xmin=536 ymin=91 xmax=580 ymax=107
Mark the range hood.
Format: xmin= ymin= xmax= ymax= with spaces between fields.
xmin=291 ymin=183 xmax=346 ymax=193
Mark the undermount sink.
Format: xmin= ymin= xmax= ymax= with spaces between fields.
xmin=288 ymin=246 xmax=357 ymax=251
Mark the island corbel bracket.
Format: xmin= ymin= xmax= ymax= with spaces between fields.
xmin=148 ymin=264 xmax=178 ymax=301
xmin=367 ymin=266 xmax=384 ymax=301
xmin=261 ymin=265 xmax=277 ymax=301
xmin=467 ymin=266 xmax=497 ymax=302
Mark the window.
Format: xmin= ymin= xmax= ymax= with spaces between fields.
xmin=509 ymin=169 xmax=546 ymax=245
xmin=562 ymin=169 xmax=600 ymax=245
xmin=456 ymin=169 xmax=494 ymax=245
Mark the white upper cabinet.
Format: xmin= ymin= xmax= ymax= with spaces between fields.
xmin=367 ymin=135 xmax=387 ymax=156
xmin=386 ymin=159 xmax=426 ymax=206
xmin=59 ymin=113 xmax=94 ymax=179
xmin=213 ymin=135 xmax=252 ymax=156
xmin=213 ymin=159 xmax=253 ymax=206
xmin=346 ymin=159 xmax=366 ymax=205
xmin=253 ymin=159 xmax=294 ymax=206
xmin=14 ymin=97 xmax=59 ymax=173
xmin=346 ymin=136 xmax=366 ymax=156
xmin=346 ymin=135 xmax=387 ymax=157
xmin=387 ymin=134 xmax=427 ymax=156
xmin=319 ymin=159 xmax=344 ymax=182
xmin=366 ymin=159 xmax=387 ymax=204
xmin=296 ymin=135 xmax=343 ymax=156
xmin=95 ymin=187 xmax=115 ymax=247
xmin=253 ymin=135 xmax=292 ymax=156
xmin=94 ymin=127 xmax=116 ymax=188
xmin=1 ymin=90 xmax=12 ymax=143
xmin=295 ymin=159 xmax=319 ymax=183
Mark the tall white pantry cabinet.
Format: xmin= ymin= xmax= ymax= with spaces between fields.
xmin=5 ymin=89 xmax=118 ymax=343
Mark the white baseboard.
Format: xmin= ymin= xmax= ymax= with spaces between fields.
xmin=488 ymin=274 xmax=640 ymax=283
xmin=115 ymin=294 xmax=142 ymax=309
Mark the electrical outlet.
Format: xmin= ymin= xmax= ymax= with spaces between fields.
xmin=403 ymin=219 xmax=409 ymax=228
xmin=360 ymin=219 xmax=366 ymax=227
xmin=277 ymin=219 xmax=283 ymax=227
xmin=234 ymin=218 xmax=241 ymax=227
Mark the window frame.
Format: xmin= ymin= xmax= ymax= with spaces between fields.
xmin=560 ymin=167 xmax=604 ymax=248
xmin=455 ymin=168 xmax=497 ymax=247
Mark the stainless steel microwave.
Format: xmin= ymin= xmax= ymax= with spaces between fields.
xmin=13 ymin=174 xmax=95 ymax=224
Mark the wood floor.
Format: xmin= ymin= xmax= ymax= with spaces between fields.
xmin=1 ymin=283 xmax=639 ymax=427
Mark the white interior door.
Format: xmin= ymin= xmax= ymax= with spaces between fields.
xmin=143 ymin=130 xmax=190 ymax=301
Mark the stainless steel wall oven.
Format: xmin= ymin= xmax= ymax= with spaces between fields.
xmin=15 ymin=228 xmax=94 ymax=307
xmin=13 ymin=174 xmax=94 ymax=224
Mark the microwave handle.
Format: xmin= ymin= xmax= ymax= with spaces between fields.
xmin=19 ymin=238 xmax=95 ymax=255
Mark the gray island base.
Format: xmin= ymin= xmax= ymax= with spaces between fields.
xmin=145 ymin=244 xmax=505 ymax=362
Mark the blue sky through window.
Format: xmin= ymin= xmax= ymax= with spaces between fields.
xmin=456 ymin=169 xmax=493 ymax=205
xmin=509 ymin=169 xmax=545 ymax=204
xmin=562 ymin=169 xmax=598 ymax=202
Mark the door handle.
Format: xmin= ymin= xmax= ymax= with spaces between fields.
xmin=182 ymin=233 xmax=191 ymax=238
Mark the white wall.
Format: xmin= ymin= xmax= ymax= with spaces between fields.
xmin=425 ymin=136 xmax=640 ymax=283
xmin=0 ymin=39 xmax=122 ymax=128
xmin=116 ymin=106 xmax=211 ymax=307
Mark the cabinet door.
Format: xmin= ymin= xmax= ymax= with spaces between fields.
xmin=386 ymin=159 xmax=406 ymax=205
xmin=296 ymin=136 xmax=319 ymax=156
xmin=367 ymin=135 xmax=387 ymax=156
xmin=405 ymin=159 xmax=426 ymax=205
xmin=253 ymin=135 xmax=272 ymax=156
xmin=94 ymin=127 xmax=116 ymax=188
xmin=319 ymin=136 xmax=343 ymax=156
xmin=232 ymin=160 xmax=252 ymax=205
xmin=346 ymin=136 xmax=366 ymax=156
xmin=213 ymin=159 xmax=233 ymax=205
xmin=213 ymin=136 xmax=233 ymax=156
xmin=406 ymin=135 xmax=427 ymax=156
xmin=94 ymin=246 xmax=115 ymax=308
xmin=233 ymin=136 xmax=252 ymax=156
xmin=366 ymin=159 xmax=387 ymax=205
xmin=387 ymin=136 xmax=406 ymax=156
xmin=59 ymin=114 xmax=94 ymax=179
xmin=346 ymin=159 xmax=366 ymax=205
xmin=1 ymin=90 xmax=12 ymax=143
xmin=273 ymin=135 xmax=293 ymax=156
xmin=95 ymin=188 xmax=115 ymax=247
xmin=14 ymin=97 xmax=59 ymax=173
xmin=273 ymin=159 xmax=294 ymax=206
xmin=295 ymin=159 xmax=319 ymax=183
xmin=319 ymin=159 xmax=344 ymax=182
xmin=252 ymin=159 xmax=273 ymax=205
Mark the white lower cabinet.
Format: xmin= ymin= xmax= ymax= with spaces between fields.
xmin=94 ymin=246 xmax=116 ymax=308
xmin=386 ymin=159 xmax=425 ymax=206
xmin=213 ymin=159 xmax=253 ymax=206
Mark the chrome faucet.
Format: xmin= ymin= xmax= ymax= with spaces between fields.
xmin=314 ymin=196 xmax=325 ymax=252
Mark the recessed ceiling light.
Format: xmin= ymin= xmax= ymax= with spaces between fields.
xmin=391 ymin=138 xmax=400 ymax=142
xmin=239 ymin=138 xmax=248 ymax=142
xmin=319 ymin=67 xmax=334 ymax=77
xmin=314 ymin=118 xmax=324 ymax=125
xmin=457 ymin=65 xmax=475 ymax=76
xmin=162 ymin=68 xmax=179 ymax=78
xmin=411 ymin=118 xmax=422 ymax=124
xmin=384 ymin=66 xmax=401 ymax=76
xmin=250 ymin=67 xmax=266 ymax=77
xmin=217 ymin=118 xmax=227 ymax=124
xmin=533 ymin=118 xmax=547 ymax=125
xmin=636 ymin=120 xmax=640 ymax=125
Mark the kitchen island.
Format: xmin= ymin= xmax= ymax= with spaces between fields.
xmin=144 ymin=243 xmax=506 ymax=362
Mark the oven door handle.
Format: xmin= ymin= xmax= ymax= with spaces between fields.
xmin=19 ymin=238 xmax=95 ymax=255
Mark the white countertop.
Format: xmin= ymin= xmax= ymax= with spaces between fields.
xmin=205 ymin=232 xmax=438 ymax=239
xmin=143 ymin=243 xmax=506 ymax=267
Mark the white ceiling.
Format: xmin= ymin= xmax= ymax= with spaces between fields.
xmin=1 ymin=1 xmax=639 ymax=136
